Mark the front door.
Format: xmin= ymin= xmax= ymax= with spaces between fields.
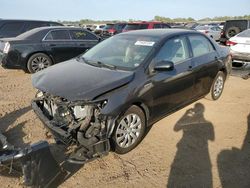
xmin=148 ymin=36 xmax=195 ymax=121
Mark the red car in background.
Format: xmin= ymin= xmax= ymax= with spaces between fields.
xmin=100 ymin=23 xmax=127 ymax=38
xmin=122 ymin=21 xmax=171 ymax=32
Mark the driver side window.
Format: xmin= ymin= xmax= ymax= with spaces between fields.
xmin=155 ymin=36 xmax=189 ymax=64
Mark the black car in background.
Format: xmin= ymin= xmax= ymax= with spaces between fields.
xmin=0 ymin=19 xmax=63 ymax=38
xmin=0 ymin=26 xmax=100 ymax=73
xmin=220 ymin=19 xmax=250 ymax=44
xmin=32 ymin=29 xmax=232 ymax=162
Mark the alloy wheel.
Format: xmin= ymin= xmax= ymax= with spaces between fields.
xmin=213 ymin=75 xmax=224 ymax=97
xmin=115 ymin=113 xmax=142 ymax=148
xmin=31 ymin=56 xmax=50 ymax=72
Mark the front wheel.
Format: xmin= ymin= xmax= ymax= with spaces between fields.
xmin=111 ymin=105 xmax=146 ymax=154
xmin=206 ymin=71 xmax=225 ymax=100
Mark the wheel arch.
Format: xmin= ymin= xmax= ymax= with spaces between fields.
xmin=131 ymin=102 xmax=150 ymax=126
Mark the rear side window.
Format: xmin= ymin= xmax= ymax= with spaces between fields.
xmin=153 ymin=24 xmax=162 ymax=29
xmin=69 ymin=30 xmax=97 ymax=40
xmin=139 ymin=24 xmax=149 ymax=29
xmin=23 ymin=22 xmax=48 ymax=32
xmin=0 ymin=22 xmax=24 ymax=37
xmin=114 ymin=24 xmax=125 ymax=30
xmin=189 ymin=35 xmax=214 ymax=57
xmin=124 ymin=24 xmax=140 ymax=30
xmin=45 ymin=30 xmax=71 ymax=40
xmin=162 ymin=24 xmax=170 ymax=28
xmin=211 ymin=26 xmax=221 ymax=31
xmin=49 ymin=22 xmax=62 ymax=26
xmin=155 ymin=36 xmax=189 ymax=64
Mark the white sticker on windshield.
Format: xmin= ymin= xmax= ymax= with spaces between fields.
xmin=135 ymin=41 xmax=155 ymax=46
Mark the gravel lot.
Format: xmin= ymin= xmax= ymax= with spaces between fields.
xmin=0 ymin=67 xmax=249 ymax=188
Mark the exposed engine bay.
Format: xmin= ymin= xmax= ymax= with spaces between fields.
xmin=32 ymin=91 xmax=112 ymax=163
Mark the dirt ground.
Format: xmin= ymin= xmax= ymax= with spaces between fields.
xmin=0 ymin=67 xmax=249 ymax=188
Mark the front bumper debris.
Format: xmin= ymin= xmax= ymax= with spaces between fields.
xmin=0 ymin=132 xmax=61 ymax=187
xmin=31 ymin=98 xmax=111 ymax=164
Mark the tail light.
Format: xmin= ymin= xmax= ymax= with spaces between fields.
xmin=108 ymin=29 xmax=115 ymax=35
xmin=3 ymin=42 xmax=10 ymax=53
xmin=220 ymin=31 xmax=224 ymax=36
xmin=204 ymin=30 xmax=209 ymax=34
xmin=226 ymin=40 xmax=237 ymax=46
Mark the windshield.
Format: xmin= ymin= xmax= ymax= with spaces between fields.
xmin=237 ymin=29 xmax=250 ymax=38
xmin=82 ymin=35 xmax=159 ymax=70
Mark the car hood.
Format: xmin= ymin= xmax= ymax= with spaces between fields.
xmin=32 ymin=59 xmax=134 ymax=101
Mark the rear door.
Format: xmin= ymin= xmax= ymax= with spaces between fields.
xmin=42 ymin=29 xmax=76 ymax=63
xmin=149 ymin=35 xmax=194 ymax=120
xmin=187 ymin=34 xmax=220 ymax=98
xmin=69 ymin=29 xmax=99 ymax=55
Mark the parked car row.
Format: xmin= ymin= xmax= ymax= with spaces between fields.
xmin=1 ymin=18 xmax=248 ymax=73
xmin=100 ymin=21 xmax=171 ymax=38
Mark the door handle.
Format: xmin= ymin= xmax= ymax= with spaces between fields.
xmin=49 ymin=44 xmax=56 ymax=47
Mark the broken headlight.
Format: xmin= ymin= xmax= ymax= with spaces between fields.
xmin=73 ymin=105 xmax=87 ymax=120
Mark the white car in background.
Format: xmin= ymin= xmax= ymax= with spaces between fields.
xmin=227 ymin=29 xmax=250 ymax=66
xmin=195 ymin=25 xmax=222 ymax=41
xmin=92 ymin=24 xmax=106 ymax=34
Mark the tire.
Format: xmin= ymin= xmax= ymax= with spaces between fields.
xmin=206 ymin=71 xmax=225 ymax=101
xmin=27 ymin=53 xmax=53 ymax=73
xmin=111 ymin=105 xmax=146 ymax=154
xmin=225 ymin=27 xmax=240 ymax=39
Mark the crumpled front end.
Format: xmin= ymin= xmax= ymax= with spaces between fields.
xmin=32 ymin=91 xmax=113 ymax=164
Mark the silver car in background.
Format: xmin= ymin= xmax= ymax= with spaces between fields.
xmin=195 ymin=25 xmax=222 ymax=41
xmin=227 ymin=29 xmax=250 ymax=66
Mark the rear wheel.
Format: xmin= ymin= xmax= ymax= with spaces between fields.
xmin=111 ymin=105 xmax=146 ymax=154
xmin=206 ymin=71 xmax=225 ymax=100
xmin=27 ymin=53 xmax=52 ymax=73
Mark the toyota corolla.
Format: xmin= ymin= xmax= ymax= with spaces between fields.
xmin=31 ymin=29 xmax=232 ymax=163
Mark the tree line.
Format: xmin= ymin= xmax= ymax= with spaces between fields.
xmin=59 ymin=15 xmax=250 ymax=25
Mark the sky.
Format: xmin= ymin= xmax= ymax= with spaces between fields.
xmin=1 ymin=0 xmax=250 ymax=21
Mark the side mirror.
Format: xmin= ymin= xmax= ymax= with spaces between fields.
xmin=154 ymin=60 xmax=174 ymax=71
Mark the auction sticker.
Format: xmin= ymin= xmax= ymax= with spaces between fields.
xmin=135 ymin=41 xmax=155 ymax=46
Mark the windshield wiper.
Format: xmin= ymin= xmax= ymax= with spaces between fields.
xmin=96 ymin=61 xmax=116 ymax=70
xmin=80 ymin=57 xmax=116 ymax=70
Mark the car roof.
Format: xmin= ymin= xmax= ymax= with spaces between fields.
xmin=24 ymin=26 xmax=84 ymax=33
xmin=118 ymin=28 xmax=197 ymax=38
xmin=127 ymin=21 xmax=167 ymax=24
xmin=0 ymin=19 xmax=59 ymax=23
xmin=14 ymin=26 xmax=89 ymax=40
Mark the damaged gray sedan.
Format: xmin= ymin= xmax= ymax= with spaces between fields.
xmin=31 ymin=29 xmax=231 ymax=163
